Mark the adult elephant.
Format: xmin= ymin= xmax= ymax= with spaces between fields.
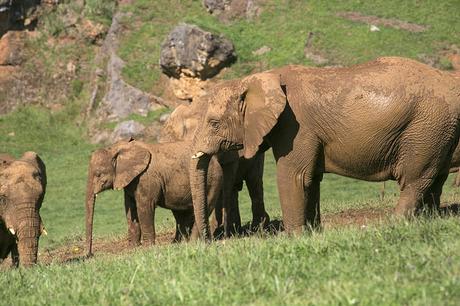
xmin=85 ymin=139 xmax=222 ymax=256
xmin=189 ymin=57 xmax=460 ymax=238
xmin=0 ymin=152 xmax=47 ymax=267
xmin=160 ymin=96 xmax=269 ymax=236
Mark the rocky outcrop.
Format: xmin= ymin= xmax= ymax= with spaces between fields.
xmin=94 ymin=11 xmax=168 ymax=120
xmin=160 ymin=23 xmax=236 ymax=80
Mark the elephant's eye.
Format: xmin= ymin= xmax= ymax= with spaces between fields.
xmin=209 ymin=120 xmax=220 ymax=129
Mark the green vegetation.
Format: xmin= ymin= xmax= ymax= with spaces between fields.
xmin=118 ymin=0 xmax=460 ymax=90
xmin=1 ymin=218 xmax=460 ymax=305
xmin=1 ymin=0 xmax=460 ymax=304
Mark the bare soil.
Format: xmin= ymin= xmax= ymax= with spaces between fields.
xmin=336 ymin=12 xmax=429 ymax=33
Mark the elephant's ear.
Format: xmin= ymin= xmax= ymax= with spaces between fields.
xmin=242 ymin=73 xmax=287 ymax=159
xmin=113 ymin=147 xmax=151 ymax=190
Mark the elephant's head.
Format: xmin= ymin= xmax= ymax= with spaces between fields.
xmin=85 ymin=139 xmax=151 ymax=256
xmin=189 ymin=72 xmax=287 ymax=238
xmin=159 ymin=96 xmax=208 ymax=143
xmin=0 ymin=152 xmax=47 ymax=267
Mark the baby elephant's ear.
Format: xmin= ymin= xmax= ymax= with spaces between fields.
xmin=242 ymin=73 xmax=287 ymax=159
xmin=113 ymin=147 xmax=151 ymax=190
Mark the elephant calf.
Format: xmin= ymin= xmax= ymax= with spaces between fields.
xmin=86 ymin=138 xmax=223 ymax=256
xmin=0 ymin=152 xmax=47 ymax=267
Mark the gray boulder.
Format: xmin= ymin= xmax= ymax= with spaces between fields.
xmin=160 ymin=23 xmax=236 ymax=79
xmin=203 ymin=0 xmax=228 ymax=13
xmin=110 ymin=120 xmax=145 ymax=143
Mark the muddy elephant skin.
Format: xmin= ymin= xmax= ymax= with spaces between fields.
xmin=160 ymin=97 xmax=269 ymax=236
xmin=189 ymin=57 xmax=460 ymax=237
xmin=0 ymin=152 xmax=47 ymax=267
xmin=85 ymin=139 xmax=223 ymax=256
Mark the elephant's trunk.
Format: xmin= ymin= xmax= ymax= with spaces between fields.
xmin=189 ymin=155 xmax=211 ymax=240
xmin=16 ymin=204 xmax=40 ymax=267
xmin=85 ymin=171 xmax=96 ymax=256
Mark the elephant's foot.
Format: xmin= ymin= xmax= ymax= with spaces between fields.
xmin=249 ymin=212 xmax=271 ymax=232
xmin=128 ymin=238 xmax=141 ymax=248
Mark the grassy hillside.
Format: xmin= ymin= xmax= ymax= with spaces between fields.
xmin=1 ymin=0 xmax=460 ymax=304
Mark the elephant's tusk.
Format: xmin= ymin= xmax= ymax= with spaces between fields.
xmin=42 ymin=228 xmax=48 ymax=236
xmin=191 ymin=151 xmax=205 ymax=159
xmin=8 ymin=228 xmax=15 ymax=235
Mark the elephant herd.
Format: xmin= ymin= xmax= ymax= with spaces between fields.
xmin=1 ymin=57 xmax=460 ymax=267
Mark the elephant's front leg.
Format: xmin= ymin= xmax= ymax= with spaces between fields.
xmin=124 ymin=191 xmax=141 ymax=247
xmin=136 ymin=194 xmax=156 ymax=246
xmin=276 ymin=157 xmax=321 ymax=234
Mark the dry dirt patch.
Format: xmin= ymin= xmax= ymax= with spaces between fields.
xmin=337 ymin=12 xmax=429 ymax=33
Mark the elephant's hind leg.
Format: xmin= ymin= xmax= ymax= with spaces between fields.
xmin=395 ymin=174 xmax=447 ymax=217
xmin=419 ymin=172 xmax=448 ymax=215
xmin=246 ymin=155 xmax=270 ymax=231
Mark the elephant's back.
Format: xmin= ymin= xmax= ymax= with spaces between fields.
xmin=278 ymin=58 xmax=460 ymax=181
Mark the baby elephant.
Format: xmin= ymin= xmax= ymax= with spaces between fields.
xmin=0 ymin=152 xmax=47 ymax=267
xmin=85 ymin=139 xmax=223 ymax=256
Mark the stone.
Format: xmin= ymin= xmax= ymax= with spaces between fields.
xmin=203 ymin=0 xmax=228 ymax=13
xmin=0 ymin=31 xmax=25 ymax=66
xmin=110 ymin=120 xmax=145 ymax=143
xmin=203 ymin=0 xmax=261 ymax=21
xmin=160 ymin=23 xmax=236 ymax=79
xmin=169 ymin=75 xmax=208 ymax=101
xmin=159 ymin=113 xmax=170 ymax=124
xmin=370 ymin=25 xmax=380 ymax=32
xmin=252 ymin=45 xmax=271 ymax=56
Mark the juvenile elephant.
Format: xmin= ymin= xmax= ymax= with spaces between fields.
xmin=0 ymin=152 xmax=47 ymax=267
xmin=189 ymin=57 xmax=460 ymax=238
xmin=160 ymin=96 xmax=269 ymax=236
xmin=85 ymin=139 xmax=222 ymax=256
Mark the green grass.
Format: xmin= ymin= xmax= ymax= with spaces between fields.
xmin=118 ymin=0 xmax=460 ymax=90
xmin=1 ymin=218 xmax=459 ymax=305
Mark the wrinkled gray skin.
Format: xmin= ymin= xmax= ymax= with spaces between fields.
xmin=189 ymin=57 xmax=460 ymax=238
xmin=0 ymin=152 xmax=47 ymax=267
xmin=160 ymin=96 xmax=269 ymax=236
xmin=381 ymin=142 xmax=460 ymax=200
xmin=85 ymin=139 xmax=222 ymax=256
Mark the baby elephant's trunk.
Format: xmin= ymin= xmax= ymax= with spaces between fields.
xmin=16 ymin=204 xmax=40 ymax=267
xmin=85 ymin=171 xmax=96 ymax=257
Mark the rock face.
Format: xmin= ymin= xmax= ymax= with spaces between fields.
xmin=160 ymin=23 xmax=236 ymax=80
xmin=103 ymin=53 xmax=155 ymax=119
xmin=97 ymin=11 xmax=166 ymax=120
